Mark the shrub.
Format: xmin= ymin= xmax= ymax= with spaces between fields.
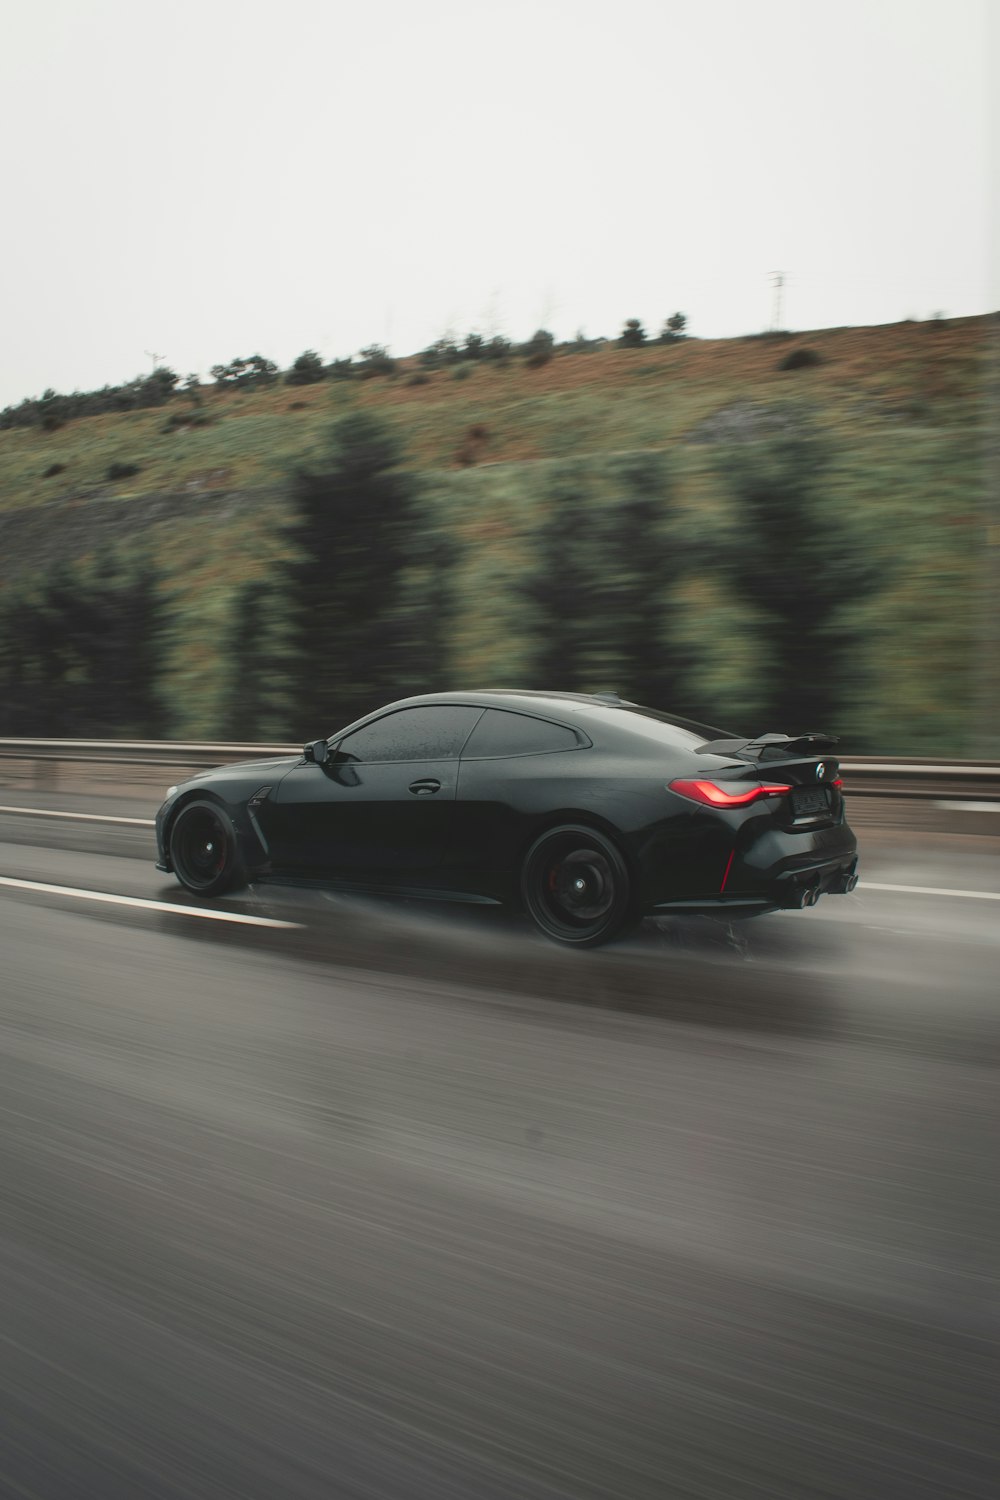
xmin=286 ymin=350 xmax=326 ymax=386
xmin=327 ymin=357 xmax=355 ymax=380
xmin=779 ymin=347 xmax=823 ymax=371
xmin=162 ymin=409 xmax=212 ymax=433
xmin=358 ymin=345 xmax=397 ymax=378
xmin=420 ymin=336 xmax=460 ymax=370
xmin=452 ymin=364 xmax=471 ymax=381
xmin=522 ymin=329 xmax=555 ymax=367
xmin=107 ymin=461 xmax=141 ymax=480
xmin=568 ymin=330 xmax=604 ymax=352
xmin=407 ymin=371 xmax=432 ymax=386
xmin=42 ymin=462 xmax=66 ymax=478
xmin=454 ymin=424 xmax=490 ymax=467
xmin=484 ymin=335 xmax=512 ymax=363
xmin=0 ymin=369 xmax=183 ymax=432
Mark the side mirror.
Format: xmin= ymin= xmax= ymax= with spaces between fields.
xmin=303 ymin=739 xmax=330 ymax=766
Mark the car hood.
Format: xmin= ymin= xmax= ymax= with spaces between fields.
xmin=178 ymin=754 xmax=303 ymax=792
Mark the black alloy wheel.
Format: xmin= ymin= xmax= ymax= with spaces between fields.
xmin=168 ymin=799 xmax=244 ymax=896
xmin=521 ymin=825 xmax=635 ymax=947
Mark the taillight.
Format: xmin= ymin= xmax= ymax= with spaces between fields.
xmin=832 ymin=777 xmax=843 ymax=788
xmin=668 ymin=778 xmax=792 ymax=808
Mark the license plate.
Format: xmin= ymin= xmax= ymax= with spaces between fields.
xmin=792 ymin=786 xmax=830 ymax=817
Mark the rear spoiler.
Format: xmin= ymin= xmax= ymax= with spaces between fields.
xmin=696 ymin=730 xmax=840 ymax=759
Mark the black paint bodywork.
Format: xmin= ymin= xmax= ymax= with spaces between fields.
xmin=155 ymin=690 xmax=858 ymax=917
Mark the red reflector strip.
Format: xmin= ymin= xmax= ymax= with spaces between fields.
xmin=832 ymin=778 xmax=843 ymax=788
xmin=720 ymin=847 xmax=736 ymax=893
xmin=668 ymin=779 xmax=793 ymax=808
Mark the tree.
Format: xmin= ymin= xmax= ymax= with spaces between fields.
xmin=484 ymin=334 xmax=512 ymax=363
xmin=286 ymin=350 xmax=326 ymax=386
xmin=144 ymin=365 xmax=180 ymax=403
xmin=620 ymin=318 xmax=647 ymax=348
xmin=522 ymin=455 xmax=693 ymax=710
xmin=661 ymin=312 xmax=687 ymax=342
xmin=710 ymin=422 xmax=884 ymax=731
xmin=210 ymin=354 xmax=278 ymax=389
xmin=0 ymin=553 xmax=163 ymax=736
xmin=245 ymin=353 xmax=278 ymax=386
xmin=287 ymin=410 xmax=421 ymax=730
xmin=219 ymin=578 xmax=295 ymax=740
xmin=598 ymin=452 xmax=693 ymax=711
xmin=522 ymin=466 xmax=603 ymax=689
xmin=39 ymin=388 xmax=67 ymax=430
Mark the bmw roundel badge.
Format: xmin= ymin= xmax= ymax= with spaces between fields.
xmin=816 ymin=762 xmax=826 ymax=780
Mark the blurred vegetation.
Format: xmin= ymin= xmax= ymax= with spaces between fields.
xmin=707 ymin=423 xmax=884 ymax=732
xmin=287 ymin=409 xmax=440 ymax=731
xmin=0 ymin=548 xmax=163 ymax=736
xmin=0 ymin=314 xmax=992 ymax=753
xmin=0 ymin=367 xmax=180 ymax=431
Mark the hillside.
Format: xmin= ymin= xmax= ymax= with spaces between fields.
xmin=0 ymin=315 xmax=994 ymax=753
xmin=0 ymin=316 xmax=990 ymax=510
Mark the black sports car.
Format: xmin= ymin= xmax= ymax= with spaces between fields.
xmin=155 ymin=690 xmax=859 ymax=946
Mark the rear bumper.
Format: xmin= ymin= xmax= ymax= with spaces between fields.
xmin=773 ymin=852 xmax=859 ymax=908
xmin=651 ymin=827 xmax=859 ymax=917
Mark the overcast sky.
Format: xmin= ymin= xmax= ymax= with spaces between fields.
xmin=0 ymin=0 xmax=994 ymax=408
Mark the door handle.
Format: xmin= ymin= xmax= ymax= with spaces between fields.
xmin=408 ymin=779 xmax=441 ymax=795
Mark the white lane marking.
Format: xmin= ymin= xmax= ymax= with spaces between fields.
xmin=0 ymin=805 xmax=154 ymax=827
xmin=935 ymin=800 xmax=1000 ymax=813
xmin=862 ymin=881 xmax=1000 ymax=902
xmin=0 ymin=875 xmax=302 ymax=928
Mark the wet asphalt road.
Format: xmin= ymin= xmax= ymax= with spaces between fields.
xmin=0 ymin=800 xmax=997 ymax=1499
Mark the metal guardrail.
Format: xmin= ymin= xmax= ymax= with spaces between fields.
xmin=0 ymin=739 xmax=998 ymax=801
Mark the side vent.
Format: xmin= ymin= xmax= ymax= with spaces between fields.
xmin=247 ymin=787 xmax=272 ymax=854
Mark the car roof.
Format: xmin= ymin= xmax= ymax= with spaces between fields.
xmin=389 ymin=688 xmax=626 ymax=716
xmin=381 ymin=689 xmax=730 ymax=741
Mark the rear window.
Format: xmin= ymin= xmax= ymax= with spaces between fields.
xmin=461 ymin=709 xmax=583 ymax=759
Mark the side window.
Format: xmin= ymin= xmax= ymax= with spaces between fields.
xmin=461 ymin=709 xmax=583 ymax=759
xmin=335 ymin=705 xmax=483 ymax=763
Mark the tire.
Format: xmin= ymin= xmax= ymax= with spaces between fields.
xmin=521 ymin=824 xmax=636 ymax=947
xmin=168 ymin=799 xmax=245 ymax=896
